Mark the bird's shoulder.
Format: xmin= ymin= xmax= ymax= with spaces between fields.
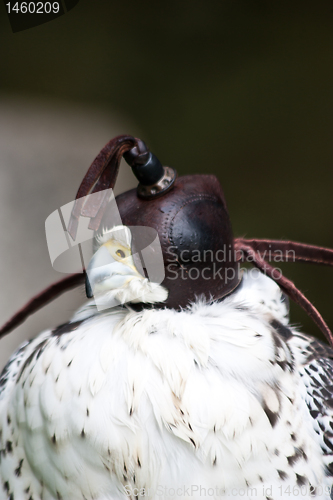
xmin=288 ymin=330 xmax=333 ymax=479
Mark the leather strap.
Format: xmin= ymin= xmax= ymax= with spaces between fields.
xmin=67 ymin=135 xmax=137 ymax=240
xmin=235 ymin=238 xmax=333 ymax=266
xmin=0 ymin=273 xmax=84 ymax=339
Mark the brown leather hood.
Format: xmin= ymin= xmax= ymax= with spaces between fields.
xmin=109 ymin=174 xmax=240 ymax=308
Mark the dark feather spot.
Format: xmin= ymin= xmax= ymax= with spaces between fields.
xmin=313 ymin=389 xmax=323 ymax=399
xmin=321 ymin=388 xmax=332 ymax=399
xmin=15 ymin=459 xmax=24 ymax=477
xmin=325 ymin=462 xmax=333 ymax=476
xmin=309 ymin=410 xmax=320 ymax=419
xmin=51 ymin=434 xmax=56 ymax=444
xmin=309 ymin=485 xmax=316 ymax=496
xmin=262 ymin=404 xmax=278 ymax=427
xmin=312 ymin=398 xmax=323 ymax=411
xmin=287 ymin=448 xmax=303 ymax=466
xmin=296 ymin=474 xmax=307 ymax=487
xmin=309 ymin=377 xmax=321 ymax=388
xmin=277 ymin=470 xmax=287 ymax=480
xmin=323 ymin=434 xmax=333 ymax=451
xmin=270 ymin=320 xmax=293 ymax=340
xmin=276 ymin=360 xmax=289 ymax=371
xmin=319 ymin=421 xmax=326 ymax=432
xmin=52 ymin=320 xmax=84 ymax=337
xmin=326 ymin=398 xmax=333 ymax=409
xmin=319 ymin=373 xmax=330 ymax=385
xmin=6 ymin=441 xmax=12 ymax=453
xmin=81 ymin=429 xmax=85 ymax=438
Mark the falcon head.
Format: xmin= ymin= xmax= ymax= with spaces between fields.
xmin=85 ymin=225 xmax=168 ymax=309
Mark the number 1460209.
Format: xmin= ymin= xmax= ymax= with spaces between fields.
xmin=6 ymin=2 xmax=60 ymax=14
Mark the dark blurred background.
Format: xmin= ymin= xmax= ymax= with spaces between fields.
xmin=0 ymin=0 xmax=332 ymax=364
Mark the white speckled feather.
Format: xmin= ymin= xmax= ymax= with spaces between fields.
xmin=0 ymin=272 xmax=332 ymax=499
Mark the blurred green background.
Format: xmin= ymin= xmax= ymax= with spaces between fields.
xmin=1 ymin=0 xmax=333 ymax=340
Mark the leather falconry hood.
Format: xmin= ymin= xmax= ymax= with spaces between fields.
xmin=113 ymin=173 xmax=239 ymax=309
xmin=1 ymin=135 xmax=333 ymax=346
